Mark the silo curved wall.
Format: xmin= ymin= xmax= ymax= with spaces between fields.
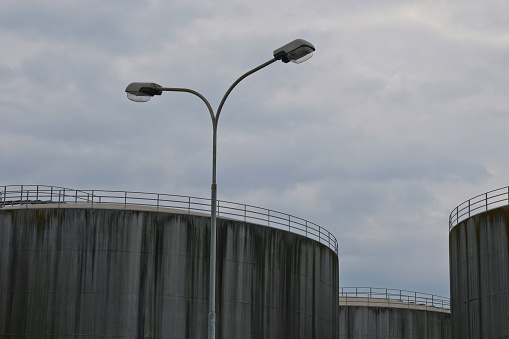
xmin=0 ymin=207 xmax=339 ymax=338
xmin=338 ymin=305 xmax=451 ymax=339
xmin=449 ymin=205 xmax=509 ymax=339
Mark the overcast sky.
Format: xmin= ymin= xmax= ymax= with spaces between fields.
xmin=2 ymin=0 xmax=509 ymax=298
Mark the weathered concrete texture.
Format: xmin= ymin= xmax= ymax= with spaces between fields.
xmin=0 ymin=207 xmax=339 ymax=338
xmin=449 ymin=205 xmax=509 ymax=339
xmin=338 ymin=306 xmax=451 ymax=339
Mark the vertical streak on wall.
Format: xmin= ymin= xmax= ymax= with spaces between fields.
xmin=0 ymin=207 xmax=339 ymax=338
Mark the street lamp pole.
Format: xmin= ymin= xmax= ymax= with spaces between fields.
xmin=125 ymin=39 xmax=315 ymax=339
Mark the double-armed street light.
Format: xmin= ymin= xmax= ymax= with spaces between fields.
xmin=125 ymin=38 xmax=315 ymax=339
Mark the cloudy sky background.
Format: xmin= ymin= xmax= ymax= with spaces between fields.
xmin=2 ymin=0 xmax=509 ymax=298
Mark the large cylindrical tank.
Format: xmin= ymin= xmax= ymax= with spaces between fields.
xmin=0 ymin=205 xmax=339 ymax=338
xmin=449 ymin=205 xmax=509 ymax=338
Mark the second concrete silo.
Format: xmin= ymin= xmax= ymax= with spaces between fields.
xmin=449 ymin=187 xmax=509 ymax=338
xmin=338 ymin=287 xmax=451 ymax=339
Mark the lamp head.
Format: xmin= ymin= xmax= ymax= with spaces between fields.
xmin=125 ymin=82 xmax=163 ymax=102
xmin=273 ymin=39 xmax=315 ymax=64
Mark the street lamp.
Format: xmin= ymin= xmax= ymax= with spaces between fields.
xmin=125 ymin=38 xmax=315 ymax=339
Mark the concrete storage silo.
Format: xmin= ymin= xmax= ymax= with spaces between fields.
xmin=338 ymin=287 xmax=451 ymax=339
xmin=449 ymin=186 xmax=509 ymax=338
xmin=0 ymin=185 xmax=339 ymax=338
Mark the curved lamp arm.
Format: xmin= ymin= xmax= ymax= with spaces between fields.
xmin=215 ymin=58 xmax=277 ymax=123
xmin=159 ymin=87 xmax=215 ymax=124
xmin=161 ymin=58 xmax=278 ymax=125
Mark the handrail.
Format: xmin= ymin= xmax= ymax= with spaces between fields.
xmin=0 ymin=185 xmax=338 ymax=255
xmin=449 ymin=185 xmax=509 ymax=231
xmin=339 ymin=287 xmax=450 ymax=311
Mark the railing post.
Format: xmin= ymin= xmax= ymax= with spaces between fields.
xmin=75 ymin=190 xmax=78 ymax=204
xmin=20 ymin=185 xmax=23 ymax=206
xmin=36 ymin=185 xmax=39 ymax=203
xmin=63 ymin=188 xmax=66 ymax=203
xmin=91 ymin=191 xmax=94 ymax=209
xmin=288 ymin=215 xmax=291 ymax=231
xmin=51 ymin=186 xmax=53 ymax=203
xmin=305 ymin=220 xmax=308 ymax=237
xmin=486 ymin=193 xmax=488 ymax=211
xmin=124 ymin=191 xmax=127 ymax=210
xmin=157 ymin=194 xmax=160 ymax=212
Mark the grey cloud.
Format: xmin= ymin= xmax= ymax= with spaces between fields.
xmin=3 ymin=0 xmax=509 ymax=299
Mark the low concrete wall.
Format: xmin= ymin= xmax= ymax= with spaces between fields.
xmin=449 ymin=205 xmax=509 ymax=339
xmin=339 ymin=297 xmax=450 ymax=313
xmin=338 ymin=304 xmax=451 ymax=339
xmin=0 ymin=207 xmax=339 ymax=338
